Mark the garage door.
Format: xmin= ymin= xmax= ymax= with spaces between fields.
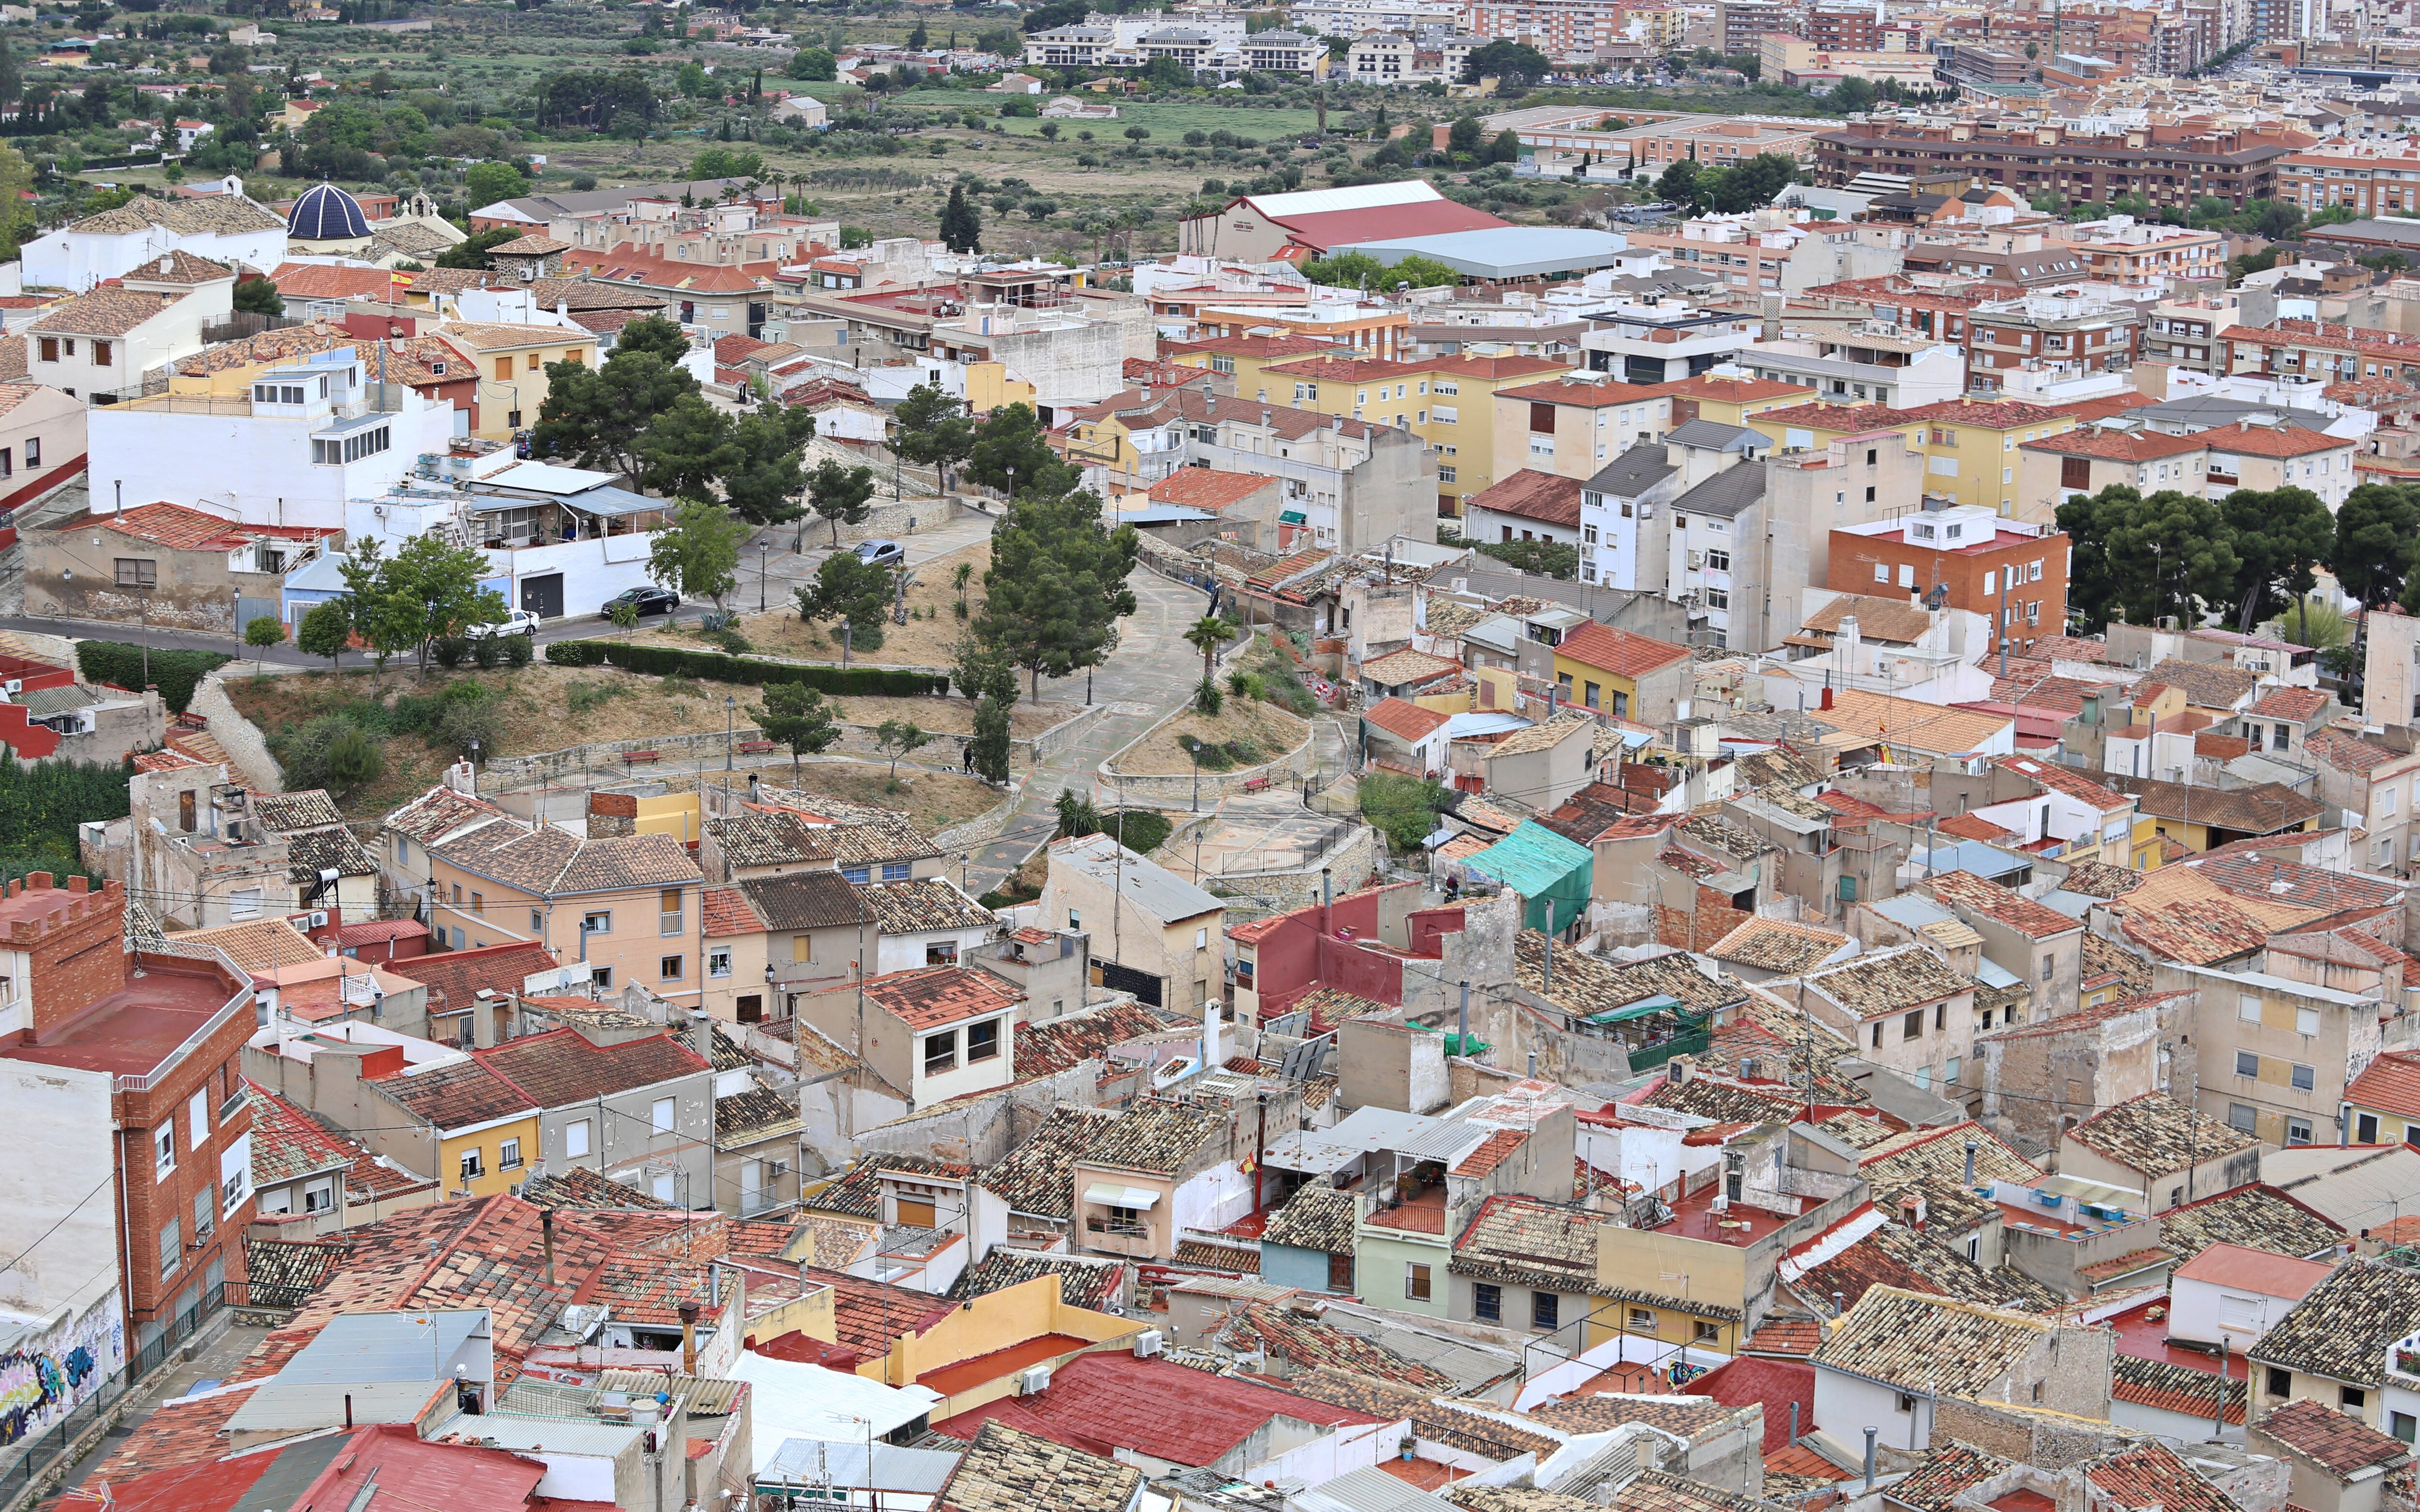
xmin=520 ymin=574 xmax=564 ymax=619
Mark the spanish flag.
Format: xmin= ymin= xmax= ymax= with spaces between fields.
xmin=390 ymin=270 xmax=413 ymax=294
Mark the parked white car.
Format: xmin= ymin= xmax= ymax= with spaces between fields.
xmin=465 ymin=608 xmax=543 ymax=640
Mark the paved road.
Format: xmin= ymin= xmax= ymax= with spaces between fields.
xmin=961 ymin=564 xmax=1217 ymax=895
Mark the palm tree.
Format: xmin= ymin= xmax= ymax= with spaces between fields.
xmin=1184 ymin=614 xmax=1236 ymax=696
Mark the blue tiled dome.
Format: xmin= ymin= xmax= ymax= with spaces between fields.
xmin=288 ymin=182 xmax=369 ymax=240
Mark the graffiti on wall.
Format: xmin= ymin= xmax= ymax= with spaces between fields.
xmin=0 ymin=1301 xmax=123 ymax=1447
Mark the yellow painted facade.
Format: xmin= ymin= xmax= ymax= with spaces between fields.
xmin=445 ymin=1112 xmax=541 ymax=1200
xmin=441 ymin=324 xmax=601 ymax=440
xmin=1261 ymin=352 xmax=1576 ymax=515
xmin=1746 ymin=400 xmax=2081 ymax=516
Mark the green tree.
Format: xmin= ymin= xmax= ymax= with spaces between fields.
xmin=1489 ymin=128 xmax=1520 ymax=163
xmin=978 ymin=489 xmax=1139 ymax=700
xmin=1143 ymin=53 xmax=1188 ymax=89
xmin=529 ymin=344 xmax=701 ymax=483
xmin=233 ymin=275 xmax=284 ymax=317
xmin=805 ymin=457 xmax=876 ymax=545
xmin=1183 ymin=614 xmax=1235 ymax=704
xmin=243 ymin=614 xmax=284 ymax=675
xmin=608 ymin=599 xmax=640 ymax=638
xmin=295 ymin=598 xmax=352 ymax=673
xmin=968 ymin=694 xmax=1012 ymax=784
xmin=2331 ymin=482 xmax=2420 ymax=609
xmin=676 ymin=60 xmax=712 ymax=97
xmin=2220 ymin=486 xmax=2334 ymax=633
xmin=1461 ymin=39 xmax=1550 ymax=87
xmin=952 ymin=627 xmax=1018 ymax=703
xmin=723 ymin=399 xmax=818 ymax=526
xmin=465 ymin=159 xmax=529 ymax=208
xmin=797 ymin=549 xmax=896 ymax=650
xmin=639 ymin=392 xmax=740 ymax=503
xmin=1447 ymin=114 xmax=1482 ymax=156
xmin=938 ymin=182 xmax=983 ymax=254
xmin=874 ymin=718 xmax=927 ymax=778
xmin=612 ymin=315 xmax=692 ymax=366
xmin=0 ymin=143 xmax=36 ymax=262
xmin=342 ymin=534 xmax=504 ymax=678
xmin=965 ymin=403 xmax=1071 ymax=497
xmin=434 ymin=226 xmax=526 ymax=270
xmin=789 ymin=46 xmax=836 ymax=80
xmin=2060 ymin=484 xmax=2240 ymax=630
xmin=1359 ymin=769 xmax=1449 ymax=852
xmin=321 ymin=725 xmax=384 ymax=798
xmin=752 ymin=681 xmax=840 ymax=778
xmin=1656 ymin=157 xmax=1700 ymax=210
xmin=908 ymin=19 xmax=929 ymax=48
xmin=892 ymin=383 xmax=975 ymax=491
xmin=648 ymin=501 xmax=744 ymax=619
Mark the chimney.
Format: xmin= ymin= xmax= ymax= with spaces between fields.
xmin=1836 ymin=615 xmax=1862 ymax=678
xmin=678 ymin=1300 xmax=700 ymax=1376
xmin=1900 ymin=1193 xmax=1927 ymax=1230
xmin=541 ymin=1207 xmax=557 ymax=1286
xmin=1669 ymin=1053 xmax=1694 ymax=1085
xmin=1964 ymin=1139 xmax=1978 ymax=1186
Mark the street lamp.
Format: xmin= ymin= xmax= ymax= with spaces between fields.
xmin=725 ymin=694 xmax=737 ymax=771
xmin=757 ymin=540 xmax=769 ymax=614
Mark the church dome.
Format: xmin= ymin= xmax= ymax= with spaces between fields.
xmin=288 ymin=182 xmax=369 ymax=241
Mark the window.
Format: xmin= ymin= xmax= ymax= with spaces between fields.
xmin=302 ymin=1178 xmax=334 ymax=1214
xmin=530 ymin=909 xmax=543 ymax=936
xmin=2239 ymin=993 xmax=2262 ymax=1023
xmin=1705 ymin=549 xmax=1730 ymax=572
xmin=2267 ymin=1367 xmax=2293 ymax=1398
xmin=311 ymin=426 xmax=392 ymax=466
xmin=1904 ymin=1009 xmax=1924 ymax=1041
xmin=159 ymin=1215 xmax=180 ymax=1278
xmin=189 ymin=1088 xmax=209 ymax=1150
xmin=925 ymin=940 xmax=959 ymax=966
xmin=2359 ymin=1113 xmax=2381 ymax=1143
xmin=650 ymin=1096 xmax=675 ymax=1134
xmin=1404 ymin=1261 xmax=1432 ymax=1301
xmin=2290 ymin=1063 xmax=2315 ymax=1092
xmin=592 ymin=966 xmax=611 ymax=989
xmin=2286 ymin=1117 xmax=2314 ymax=1146
xmin=495 ymin=357 xmax=514 ymax=381
xmin=155 ymin=1125 xmax=175 ymax=1178
xmin=1532 ymin=1292 xmax=1560 ymax=1330
xmin=526 ymin=352 xmax=543 ymax=372
xmin=841 ymin=865 xmax=871 ymax=884
xmin=708 ymin=948 xmax=732 ymax=978
xmin=115 ymin=558 xmax=157 ymax=589
xmin=881 ymin=862 xmax=912 ymax=882
xmin=968 ymin=1018 xmax=1000 ymax=1062
xmin=2344 ymin=1386 xmax=2369 ymax=1410
xmin=2041 ymin=954 xmax=2055 ymax=982
xmin=1474 ymin=1283 xmax=1502 ymax=1322
xmin=2229 ymin=1103 xmax=2258 ymax=1133
xmin=460 ymin=1147 xmax=484 ymax=1183
xmin=1946 ymin=1057 xmax=1960 ymax=1085
xmin=2296 ymin=1006 xmax=2320 ymax=1036
xmin=2236 ymin=1050 xmax=2260 ymax=1078
xmin=896 ymin=1196 xmax=936 ymax=1228
xmin=1896 ymin=1393 xmax=1917 ymax=1414
xmin=1872 ymin=1021 xmax=1882 ymax=1049
xmin=499 ymin=1138 xmax=522 ymax=1170
xmin=565 ymin=1119 xmax=592 ymax=1158
xmin=660 ymin=888 xmax=684 ymax=936
xmin=924 ymin=1029 xmax=958 ymax=1075
xmin=583 ymin=911 xmax=611 ymax=937
xmin=660 ymin=954 xmax=683 ymax=980
xmin=37 ymin=338 xmax=54 ymax=362
xmin=470 ymin=892 xmax=484 ymax=915
xmin=192 ymin=1186 xmax=212 ymax=1242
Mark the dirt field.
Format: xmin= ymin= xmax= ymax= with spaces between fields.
xmin=1114 ymin=697 xmax=1310 ymax=776
xmin=626 ymin=541 xmax=990 ymax=669
xmin=646 ymin=762 xmax=1007 ymax=834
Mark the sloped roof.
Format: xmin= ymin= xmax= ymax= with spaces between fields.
xmin=1557 ymin=619 xmax=1690 ymax=680
xmin=1812 ymin=1285 xmax=2056 ymax=1395
xmin=2064 ymin=1092 xmax=2259 ymax=1180
xmin=1465 ymin=469 xmax=1583 ymax=529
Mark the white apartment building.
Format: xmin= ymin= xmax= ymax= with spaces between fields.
xmin=27 ymin=253 xmax=237 ymax=404
xmin=20 ymin=188 xmax=287 ymax=294
xmin=89 ymin=350 xmax=454 ymax=529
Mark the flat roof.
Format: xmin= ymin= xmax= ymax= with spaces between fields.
xmin=8 ymin=957 xmax=244 ymax=1077
xmin=1337 ymin=227 xmax=1632 ymax=280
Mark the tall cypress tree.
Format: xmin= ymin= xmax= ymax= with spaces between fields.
xmin=939 ymin=183 xmax=982 ymax=254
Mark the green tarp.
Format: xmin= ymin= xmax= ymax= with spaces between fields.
xmin=1466 ymin=819 xmax=1592 ymax=935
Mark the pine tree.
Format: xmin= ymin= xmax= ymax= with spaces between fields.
xmin=939 ymin=183 xmax=982 ymax=254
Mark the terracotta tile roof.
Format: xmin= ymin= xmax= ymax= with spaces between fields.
xmin=180 ymin=917 xmax=327 ymax=973
xmin=736 ymin=870 xmax=865 ymax=931
xmin=929 ymin=1352 xmax=1382 ymax=1467
xmin=2257 ymin=1397 xmax=2414 ymax=1477
xmin=1361 ymin=647 xmax=1464 ymax=687
xmin=30 ymin=284 xmax=189 ymax=337
xmin=1817 ymin=1111 xmax=1894 ymax=1149
xmin=2019 ymin=426 xmax=2209 ymax=461
xmin=1805 ymin=944 xmax=1976 ymax=1016
xmin=952 ymin=1248 xmax=1127 ymax=1312
xmin=1743 ymin=1316 xmax=1823 ymax=1357
xmin=698 ymin=885 xmax=764 ymax=939
xmin=435 ymin=820 xmax=700 ymax=896
xmin=384 ymin=784 xmax=513 ymax=846
xmin=1793 ymin=1217 xmax=2063 ymax=1314
xmin=387 ymin=941 xmax=561 ymax=1015
xmin=858 ymin=877 xmax=996 ymax=936
xmin=1812 ymin=1286 xmax=2059 ymax=1396
xmin=2061 ymin=861 xmax=2147 ymax=899
xmin=713 ymin=1085 xmax=802 ymax=1149
xmin=1218 ymin=1302 xmax=1454 ymax=1389
xmin=2207 ymin=422 xmax=2351 ymax=458
xmin=1075 ymin=1095 xmax=1225 ymax=1176
xmin=2348 ymin=1049 xmax=2420 ymax=1121
xmin=978 ymin=1104 xmax=1113 ymax=1217
xmin=1496 ymin=375 xmax=1676 ymax=408
xmin=1859 ymin=1123 xmax=2042 ymax=1236
xmin=1294 ymin=1369 xmax=1560 ymax=1461
xmin=1013 ymin=1002 xmax=1168 ymax=1079
xmin=1147 ymin=467 xmax=1273 ymax=510
xmin=2250 ymin=686 xmax=2331 ymax=721
xmin=2146 ymin=657 xmax=2260 ymax=711
xmin=476 ymin=1027 xmax=709 ymax=1108
xmin=1705 ymin=916 xmax=1849 ymax=973
xmin=1922 ymin=870 xmax=2083 ymax=940
xmin=1364 ymin=696 xmax=1453 ymax=742
xmin=862 ymin=965 xmax=1021 ymax=1029
xmin=2065 ymin=1092 xmax=2259 ymax=1180
xmin=1996 ymin=754 xmax=2127 ymax=811
xmin=2193 ymin=852 xmax=2408 ymax=916
xmin=1750 ymin=400 xmax=1914 ymax=433
xmin=1890 ymin=1444 xmax=2009 ymax=1512
xmin=1556 ymin=619 xmax=1691 ymax=679
xmin=1813 ymin=689 xmax=2012 ymax=757
xmin=1172 ymin=1239 xmax=1260 ymax=1272
xmin=242 ymin=1079 xmax=356 ymax=1184
xmin=1452 ymin=1127 xmax=1529 ymax=1177
xmin=2160 ymin=1183 xmax=2344 ymax=1262
xmin=1801 ymin=592 xmax=1935 ymax=644
xmin=2083 ymin=1441 xmax=2245 ymax=1512
xmin=1902 ymin=397 xmax=2071 ymax=428
xmin=2113 ymin=1350 xmax=2246 ymax=1425
xmin=709 ymin=810 xmax=836 ymax=869
xmin=269 ymin=262 xmax=395 ymax=300
xmin=1452 ymin=1193 xmax=1619 ymax=1299
xmin=99 ymin=500 xmax=254 ymax=551
xmin=938 ymin=1420 xmax=1143 ymax=1512
xmin=1673 ymin=374 xmax=1815 ymax=403
xmin=370 ymin=1057 xmax=536 ymax=1131
xmin=1260 ymin=1183 xmax=1357 ymax=1255
xmin=2251 ymin=1259 xmax=2420 ymax=1385
xmin=2120 ymin=897 xmax=2271 ymax=966
xmin=514 ymin=1164 xmax=677 ymax=1210
xmin=1464 ymin=468 xmax=1582 ymax=529
xmin=1531 ymin=1396 xmax=1745 ymax=1438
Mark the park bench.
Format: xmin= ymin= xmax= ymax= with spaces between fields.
xmin=622 ymin=750 xmax=661 ymax=765
xmin=1240 ymin=776 xmax=1272 ymax=793
xmin=737 ymin=740 xmax=776 ymax=755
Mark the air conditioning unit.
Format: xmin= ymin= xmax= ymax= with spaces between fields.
xmin=1133 ymin=1329 xmax=1164 ymax=1359
xmin=1015 ymin=1364 xmax=1053 ymax=1395
xmin=2 ymin=679 xmax=20 ymax=695
xmin=1687 ymin=550 xmax=1704 ymax=569
xmin=308 ymin=911 xmax=329 ymax=929
xmin=766 ymin=1160 xmax=788 ymax=1177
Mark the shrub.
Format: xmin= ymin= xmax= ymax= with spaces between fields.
xmin=322 ymin=725 xmax=385 ymax=795
xmin=431 ymin=636 xmax=471 ymax=670
xmin=709 ymin=626 xmax=755 ymax=656
xmin=437 ymin=698 xmax=502 ymax=759
xmin=501 ymin=633 xmax=535 ymax=669
xmin=73 ymin=643 xmax=229 ymax=714
xmin=544 ymin=639 xmax=951 ymax=695
xmin=565 ymin=680 xmax=627 ymax=718
xmin=470 ymin=636 xmax=503 ymax=670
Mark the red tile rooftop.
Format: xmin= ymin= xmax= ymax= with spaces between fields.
xmin=1218 ymin=1210 xmax=1273 ymax=1241
xmin=1995 ymin=1201 xmax=2091 ymax=1239
xmin=7 ymin=957 xmax=243 ymax=1077
xmin=2104 ymin=1296 xmax=2248 ymax=1377
xmin=1380 ymin=1458 xmax=1471 ymax=1491
xmin=1664 ymin=1183 xmax=1792 ymax=1244
xmin=916 ymin=1332 xmax=1093 ymax=1399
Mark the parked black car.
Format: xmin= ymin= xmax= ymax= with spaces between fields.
xmin=601 ymin=586 xmax=681 ymax=618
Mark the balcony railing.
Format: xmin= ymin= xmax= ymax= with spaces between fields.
xmin=1087 ymin=1216 xmax=1149 ymax=1238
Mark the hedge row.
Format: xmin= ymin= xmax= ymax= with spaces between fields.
xmin=74 ymin=644 xmax=233 ymax=714
xmin=544 ymin=639 xmax=951 ymax=696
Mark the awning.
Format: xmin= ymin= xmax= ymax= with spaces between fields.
xmin=1279 ymin=509 xmax=1307 ymax=524
xmin=1083 ymin=1183 xmax=1161 ymax=1209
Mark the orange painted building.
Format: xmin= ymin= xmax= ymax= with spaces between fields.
xmin=1827 ymin=504 xmax=2070 ymax=655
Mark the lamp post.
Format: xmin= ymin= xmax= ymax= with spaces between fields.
xmin=725 ymin=694 xmax=736 ymax=771
xmin=840 ymin=618 xmax=852 ymax=668
xmin=757 ymin=540 xmax=769 ymax=614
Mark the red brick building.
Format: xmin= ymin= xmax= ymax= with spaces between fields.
xmin=0 ymin=874 xmax=256 ymax=1360
xmin=1828 ymin=504 xmax=2070 ymax=655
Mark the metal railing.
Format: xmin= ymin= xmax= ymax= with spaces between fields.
xmin=0 ymin=1282 xmax=224 ymax=1507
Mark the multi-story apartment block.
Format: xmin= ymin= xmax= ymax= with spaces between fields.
xmin=2227 ymin=319 xmax=2420 ymax=388
xmin=1815 ymin=121 xmax=2300 ymax=211
xmin=1260 ymin=350 xmax=1571 ymax=515
xmin=1461 ymin=0 xmax=1630 ymax=56
xmin=2144 ymin=292 xmax=2274 ymax=376
xmin=1236 ymin=29 xmax=1329 ymax=74
xmin=2052 ymin=218 xmax=2228 ymax=294
xmin=2277 ymin=144 xmax=2420 ymax=219
xmin=1830 ymin=504 xmax=2070 ymax=656
xmin=1966 ymin=291 xmax=2140 ymax=399
xmin=1716 ymin=0 xmax=1797 ymax=53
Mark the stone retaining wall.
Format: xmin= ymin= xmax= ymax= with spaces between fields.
xmin=1097 ymin=704 xmax=1315 ymax=806
xmin=188 ymin=671 xmax=284 ymax=793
